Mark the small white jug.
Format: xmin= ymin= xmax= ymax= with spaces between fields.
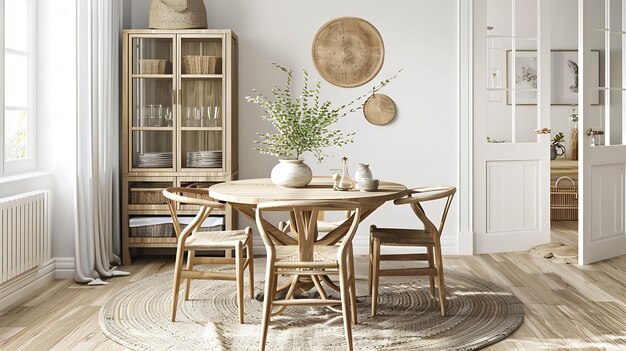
xmin=355 ymin=163 xmax=373 ymax=181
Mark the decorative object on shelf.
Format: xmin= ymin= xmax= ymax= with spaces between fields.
xmin=551 ymin=132 xmax=566 ymax=160
xmin=569 ymin=105 xmax=578 ymax=160
xmin=506 ymin=50 xmax=600 ymax=105
xmin=182 ymin=55 xmax=222 ymax=74
xmin=335 ymin=157 xmax=354 ymax=191
xmin=355 ymin=163 xmax=373 ymax=181
xmin=246 ymin=63 xmax=398 ymax=188
xmin=312 ymin=17 xmax=384 ymax=87
xmin=149 ymin=0 xmax=208 ymax=29
xmin=270 ymin=159 xmax=313 ymax=188
xmin=364 ymin=92 xmax=397 ymax=125
xmin=357 ymin=178 xmax=380 ymax=192
xmin=139 ymin=59 xmax=166 ymax=74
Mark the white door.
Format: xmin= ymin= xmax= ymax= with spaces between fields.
xmin=474 ymin=0 xmax=551 ymax=253
xmin=579 ymin=0 xmax=626 ymax=264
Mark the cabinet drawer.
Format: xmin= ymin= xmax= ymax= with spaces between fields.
xmin=127 ymin=178 xmax=175 ymax=210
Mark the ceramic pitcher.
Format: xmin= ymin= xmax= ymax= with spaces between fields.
xmin=355 ymin=163 xmax=373 ymax=181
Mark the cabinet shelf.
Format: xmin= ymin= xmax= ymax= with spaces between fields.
xmin=131 ymin=127 xmax=175 ymax=131
xmin=180 ymin=127 xmax=223 ymax=131
xmin=181 ymin=74 xmax=223 ymax=79
xmin=131 ymin=74 xmax=174 ymax=79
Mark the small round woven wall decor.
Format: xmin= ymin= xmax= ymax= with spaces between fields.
xmin=312 ymin=17 xmax=385 ymax=88
xmin=364 ymin=93 xmax=396 ymax=125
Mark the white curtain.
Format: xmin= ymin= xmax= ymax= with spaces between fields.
xmin=74 ymin=0 xmax=129 ymax=284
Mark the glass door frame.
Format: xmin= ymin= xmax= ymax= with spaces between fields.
xmin=127 ymin=33 xmax=177 ymax=173
xmin=176 ymin=33 xmax=226 ymax=172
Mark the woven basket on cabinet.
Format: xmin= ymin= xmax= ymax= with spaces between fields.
xmin=149 ymin=0 xmax=208 ymax=29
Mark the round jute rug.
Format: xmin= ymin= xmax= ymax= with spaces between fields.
xmin=99 ymin=269 xmax=523 ymax=350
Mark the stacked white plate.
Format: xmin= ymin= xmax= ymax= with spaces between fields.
xmin=186 ymin=150 xmax=222 ymax=168
xmin=134 ymin=152 xmax=173 ymax=168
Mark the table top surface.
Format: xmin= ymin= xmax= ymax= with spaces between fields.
xmin=209 ymin=177 xmax=407 ymax=205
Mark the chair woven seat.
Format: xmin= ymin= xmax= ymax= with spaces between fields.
xmin=371 ymin=228 xmax=435 ymax=246
xmin=274 ymin=245 xmax=339 ymax=268
xmin=184 ymin=229 xmax=249 ymax=249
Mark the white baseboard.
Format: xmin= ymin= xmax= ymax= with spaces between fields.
xmin=54 ymin=257 xmax=76 ymax=279
xmin=0 ymin=257 xmax=76 ymax=314
xmin=0 ymin=259 xmax=56 ymax=314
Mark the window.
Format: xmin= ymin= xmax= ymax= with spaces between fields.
xmin=1 ymin=0 xmax=35 ymax=174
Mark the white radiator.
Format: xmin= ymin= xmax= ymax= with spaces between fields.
xmin=0 ymin=191 xmax=51 ymax=285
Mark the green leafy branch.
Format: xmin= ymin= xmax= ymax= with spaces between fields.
xmin=245 ymin=63 xmax=400 ymax=162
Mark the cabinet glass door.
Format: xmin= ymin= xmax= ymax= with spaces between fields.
xmin=130 ymin=35 xmax=176 ymax=170
xmin=178 ymin=35 xmax=224 ymax=170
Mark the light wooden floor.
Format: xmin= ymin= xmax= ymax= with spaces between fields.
xmin=0 ymin=224 xmax=624 ymax=351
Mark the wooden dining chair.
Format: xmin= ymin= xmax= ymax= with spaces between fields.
xmin=162 ymin=187 xmax=254 ymax=324
xmin=369 ymin=186 xmax=456 ymax=317
xmin=256 ymin=200 xmax=361 ymax=351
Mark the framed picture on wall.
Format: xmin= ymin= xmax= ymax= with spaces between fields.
xmin=552 ymin=50 xmax=600 ymax=105
xmin=506 ymin=51 xmax=538 ymax=104
xmin=506 ymin=50 xmax=601 ymax=105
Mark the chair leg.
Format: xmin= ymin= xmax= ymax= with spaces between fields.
xmin=434 ymin=245 xmax=446 ymax=317
xmin=247 ymin=236 xmax=255 ymax=299
xmin=371 ymin=238 xmax=381 ymax=317
xmin=259 ymin=262 xmax=275 ymax=351
xmin=236 ymin=242 xmax=245 ymax=324
xmin=184 ymin=250 xmax=196 ymax=301
xmin=427 ymin=246 xmax=436 ymax=297
xmin=347 ymin=245 xmax=358 ymax=325
xmin=339 ymin=260 xmax=354 ymax=351
xmin=368 ymin=227 xmax=374 ymax=296
xmin=171 ymin=247 xmax=185 ymax=322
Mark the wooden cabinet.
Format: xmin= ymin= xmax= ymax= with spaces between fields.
xmin=121 ymin=29 xmax=238 ymax=264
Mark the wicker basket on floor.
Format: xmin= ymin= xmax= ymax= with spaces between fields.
xmin=550 ymin=176 xmax=578 ymax=221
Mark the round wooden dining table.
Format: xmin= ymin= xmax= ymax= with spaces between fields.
xmin=209 ymin=177 xmax=407 ymax=296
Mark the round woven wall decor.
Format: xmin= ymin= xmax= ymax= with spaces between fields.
xmin=364 ymin=93 xmax=396 ymax=125
xmin=312 ymin=17 xmax=385 ymax=88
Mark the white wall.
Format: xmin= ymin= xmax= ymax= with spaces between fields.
xmin=124 ymin=0 xmax=461 ymax=252
xmin=36 ymin=0 xmax=77 ymax=258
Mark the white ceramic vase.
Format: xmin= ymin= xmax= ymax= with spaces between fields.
xmin=271 ymin=159 xmax=313 ymax=188
xmin=355 ymin=163 xmax=373 ymax=181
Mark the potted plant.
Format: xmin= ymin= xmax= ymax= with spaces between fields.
xmin=246 ymin=63 xmax=397 ymax=187
xmin=551 ymin=132 xmax=566 ymax=160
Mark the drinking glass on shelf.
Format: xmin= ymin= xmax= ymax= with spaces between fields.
xmin=164 ymin=106 xmax=173 ymax=127
xmin=185 ymin=106 xmax=193 ymax=127
xmin=153 ymin=104 xmax=163 ymax=127
xmin=213 ymin=106 xmax=221 ymax=127
xmin=142 ymin=105 xmax=152 ymax=127
xmin=206 ymin=106 xmax=213 ymax=127
xmin=194 ymin=107 xmax=203 ymax=127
